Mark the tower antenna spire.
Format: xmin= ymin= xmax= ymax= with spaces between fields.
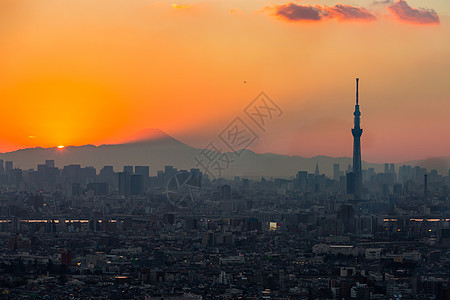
xmin=356 ymin=77 xmax=359 ymax=105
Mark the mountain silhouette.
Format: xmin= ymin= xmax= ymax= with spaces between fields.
xmin=0 ymin=129 xmax=198 ymax=173
xmin=0 ymin=129 xmax=447 ymax=177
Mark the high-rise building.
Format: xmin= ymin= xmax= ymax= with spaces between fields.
xmin=351 ymin=78 xmax=363 ymax=200
xmin=9 ymin=168 xmax=23 ymax=187
xmin=135 ymin=166 xmax=149 ymax=178
xmin=123 ymin=166 xmax=133 ymax=174
xmin=338 ymin=204 xmax=356 ymax=234
xmin=5 ymin=161 xmax=13 ymax=176
xmin=62 ymin=164 xmax=81 ymax=184
xmin=424 ymin=174 xmax=428 ymax=202
xmin=0 ymin=159 xmax=4 ymax=175
xmin=242 ymin=178 xmax=249 ymax=190
xmin=135 ymin=166 xmax=150 ymax=190
xmin=164 ymin=166 xmax=177 ymax=186
xmin=130 ymin=174 xmax=144 ymax=195
xmin=118 ymin=172 xmax=130 ymax=196
xmin=190 ymin=168 xmax=202 ymax=188
xmin=99 ymin=166 xmax=115 ymax=187
xmin=296 ymin=171 xmax=308 ymax=191
xmin=333 ymin=164 xmax=340 ymax=181
xmin=157 ymin=170 xmax=165 ymax=186
xmin=81 ymin=167 xmax=96 ymax=184
xmin=389 ymin=163 xmax=395 ymax=174
xmin=220 ymin=184 xmax=231 ymax=200
xmin=87 ymin=182 xmax=108 ymax=195
xmin=45 ymin=160 xmax=55 ymax=168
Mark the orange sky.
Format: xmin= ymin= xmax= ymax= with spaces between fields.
xmin=0 ymin=0 xmax=448 ymax=163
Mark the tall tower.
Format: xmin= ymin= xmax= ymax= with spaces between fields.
xmin=352 ymin=78 xmax=363 ymax=200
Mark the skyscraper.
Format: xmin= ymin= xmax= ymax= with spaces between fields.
xmin=130 ymin=174 xmax=144 ymax=196
xmin=5 ymin=161 xmax=13 ymax=176
xmin=296 ymin=171 xmax=308 ymax=191
xmin=352 ymin=78 xmax=363 ymax=200
xmin=333 ymin=163 xmax=340 ymax=181
xmin=118 ymin=172 xmax=130 ymax=196
xmin=0 ymin=160 xmax=5 ymax=175
xmin=123 ymin=166 xmax=133 ymax=174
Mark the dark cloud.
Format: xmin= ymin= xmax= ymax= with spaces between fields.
xmin=388 ymin=0 xmax=439 ymax=25
xmin=274 ymin=3 xmax=322 ymax=21
xmin=271 ymin=3 xmax=376 ymax=23
xmin=325 ymin=4 xmax=376 ymax=21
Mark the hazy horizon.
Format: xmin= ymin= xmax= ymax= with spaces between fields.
xmin=1 ymin=127 xmax=448 ymax=171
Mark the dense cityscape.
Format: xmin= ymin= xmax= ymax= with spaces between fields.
xmin=0 ymin=156 xmax=449 ymax=299
xmin=2 ymin=0 xmax=448 ymax=298
xmin=0 ymin=80 xmax=449 ymax=299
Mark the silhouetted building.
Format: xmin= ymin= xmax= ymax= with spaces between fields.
xmin=99 ymin=166 xmax=115 ymax=187
xmin=242 ymin=178 xmax=249 ymax=190
xmin=220 ymin=185 xmax=231 ymax=201
xmin=347 ymin=172 xmax=355 ymax=194
xmin=164 ymin=166 xmax=177 ymax=186
xmin=5 ymin=161 xmax=13 ymax=176
xmin=351 ymin=78 xmax=363 ymax=200
xmin=296 ymin=171 xmax=308 ymax=191
xmin=190 ymin=168 xmax=202 ymax=188
xmin=157 ymin=170 xmax=164 ymax=186
xmin=130 ymin=174 xmax=144 ymax=195
xmin=424 ymin=174 xmax=428 ymax=202
xmin=87 ymin=182 xmax=108 ymax=195
xmin=118 ymin=172 xmax=131 ymax=196
xmin=45 ymin=160 xmax=55 ymax=168
xmin=81 ymin=166 xmax=96 ymax=184
xmin=63 ymin=164 xmax=81 ymax=184
xmin=393 ymin=183 xmax=403 ymax=196
xmin=135 ymin=165 xmax=149 ymax=178
xmin=338 ymin=204 xmax=356 ymax=233
xmin=333 ymin=163 xmax=340 ymax=181
xmin=124 ymin=165 xmax=133 ymax=174
xmin=10 ymin=169 xmax=23 ymax=187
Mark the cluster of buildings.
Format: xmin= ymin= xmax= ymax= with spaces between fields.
xmin=0 ymin=79 xmax=449 ymax=299
xmin=0 ymin=156 xmax=448 ymax=299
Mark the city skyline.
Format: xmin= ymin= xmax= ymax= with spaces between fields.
xmin=0 ymin=0 xmax=449 ymax=163
xmin=1 ymin=1 xmax=450 ymax=299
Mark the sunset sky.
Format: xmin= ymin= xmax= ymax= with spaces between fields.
xmin=0 ymin=0 xmax=448 ymax=163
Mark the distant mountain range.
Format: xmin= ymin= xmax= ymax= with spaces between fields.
xmin=0 ymin=129 xmax=448 ymax=177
